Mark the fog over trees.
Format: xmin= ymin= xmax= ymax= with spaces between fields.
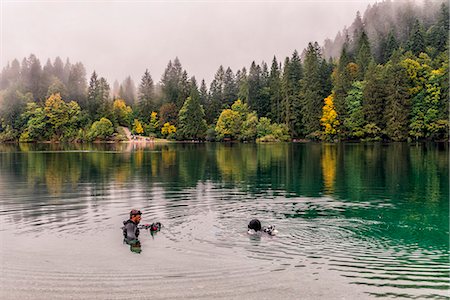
xmin=0 ymin=0 xmax=448 ymax=143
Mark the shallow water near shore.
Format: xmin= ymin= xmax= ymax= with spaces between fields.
xmin=0 ymin=142 xmax=448 ymax=299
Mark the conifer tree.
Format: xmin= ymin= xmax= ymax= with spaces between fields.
xmin=138 ymin=69 xmax=155 ymax=119
xmin=409 ymin=19 xmax=426 ymax=56
xmin=269 ymin=56 xmax=282 ymax=123
xmin=355 ymin=31 xmax=372 ymax=80
xmin=67 ymin=62 xmax=87 ymax=105
xmin=300 ymin=42 xmax=323 ymax=137
xmin=384 ymin=51 xmax=411 ymax=141
xmin=199 ymin=79 xmax=209 ymax=115
xmin=281 ymin=50 xmax=303 ymax=137
xmin=223 ymin=67 xmax=237 ymax=108
xmin=120 ymin=76 xmax=136 ymax=106
xmin=362 ymin=62 xmax=387 ymax=131
xmin=177 ymin=93 xmax=207 ymax=140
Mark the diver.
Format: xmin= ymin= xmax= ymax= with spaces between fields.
xmin=123 ymin=209 xmax=142 ymax=251
xmin=247 ymin=219 xmax=278 ymax=236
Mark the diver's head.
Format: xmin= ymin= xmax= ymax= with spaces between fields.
xmin=130 ymin=209 xmax=142 ymax=224
xmin=248 ymin=219 xmax=261 ymax=232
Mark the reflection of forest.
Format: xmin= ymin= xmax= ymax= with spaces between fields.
xmin=0 ymin=143 xmax=447 ymax=201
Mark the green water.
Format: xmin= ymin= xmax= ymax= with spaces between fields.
xmin=0 ymin=142 xmax=448 ymax=299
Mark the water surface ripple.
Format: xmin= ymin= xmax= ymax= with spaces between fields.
xmin=0 ymin=143 xmax=448 ymax=299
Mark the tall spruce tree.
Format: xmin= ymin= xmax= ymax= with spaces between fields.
xmin=208 ymin=66 xmax=225 ymax=124
xmin=247 ymin=61 xmax=261 ymax=112
xmin=87 ymin=71 xmax=99 ymax=119
xmin=408 ymin=19 xmax=426 ymax=56
xmin=269 ymin=56 xmax=282 ymax=123
xmin=223 ymin=67 xmax=237 ymax=107
xmin=281 ymin=50 xmax=303 ymax=137
xmin=67 ymin=62 xmax=87 ymax=105
xmin=236 ymin=67 xmax=249 ymax=103
xmin=138 ymin=69 xmax=155 ymax=118
xmin=300 ymin=42 xmax=323 ymax=137
xmin=177 ymin=85 xmax=207 ymax=140
xmin=355 ymin=31 xmax=372 ymax=80
xmin=362 ymin=62 xmax=387 ymax=131
xmin=259 ymin=61 xmax=271 ymax=117
xmin=384 ymin=51 xmax=411 ymax=141
xmin=333 ymin=45 xmax=354 ymax=138
xmin=120 ymin=76 xmax=136 ymax=106
xmin=199 ymin=79 xmax=209 ymax=116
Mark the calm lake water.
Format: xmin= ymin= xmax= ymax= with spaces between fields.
xmin=0 ymin=142 xmax=448 ymax=299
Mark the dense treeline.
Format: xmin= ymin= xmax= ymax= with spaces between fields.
xmin=0 ymin=0 xmax=448 ymax=143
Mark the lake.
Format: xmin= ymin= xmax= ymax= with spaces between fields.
xmin=0 ymin=142 xmax=448 ymax=299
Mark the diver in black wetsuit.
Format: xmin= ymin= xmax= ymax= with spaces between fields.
xmin=123 ymin=209 xmax=142 ymax=253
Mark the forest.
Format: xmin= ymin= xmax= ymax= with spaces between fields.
xmin=0 ymin=0 xmax=448 ymax=143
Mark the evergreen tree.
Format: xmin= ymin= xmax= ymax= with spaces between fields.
xmin=247 ymin=61 xmax=261 ymax=113
xmin=281 ymin=50 xmax=303 ymax=137
xmin=26 ymin=54 xmax=43 ymax=100
xmin=63 ymin=58 xmax=71 ymax=84
xmin=300 ymin=42 xmax=323 ymax=137
xmin=355 ymin=31 xmax=372 ymax=80
xmin=269 ymin=56 xmax=282 ymax=123
xmin=258 ymin=61 xmax=271 ymax=117
xmin=344 ymin=81 xmax=365 ymax=139
xmin=53 ymin=57 xmax=64 ymax=82
xmin=408 ymin=19 xmax=426 ymax=56
xmin=362 ymin=62 xmax=387 ymax=131
xmin=137 ymin=69 xmax=155 ymax=119
xmin=98 ymin=77 xmax=111 ymax=120
xmin=199 ymin=79 xmax=209 ymax=115
xmin=333 ymin=45 xmax=354 ymax=138
xmin=67 ymin=62 xmax=87 ymax=105
xmin=384 ymin=51 xmax=411 ymax=141
xmin=381 ymin=30 xmax=399 ymax=63
xmin=177 ymin=70 xmax=190 ymax=110
xmin=223 ymin=67 xmax=237 ymax=107
xmin=236 ymin=67 xmax=249 ymax=103
xmin=120 ymin=76 xmax=136 ymax=106
xmin=161 ymin=57 xmax=186 ymax=108
xmin=177 ymin=92 xmax=207 ymax=140
xmin=87 ymin=72 xmax=100 ymax=119
xmin=208 ymin=66 xmax=225 ymax=124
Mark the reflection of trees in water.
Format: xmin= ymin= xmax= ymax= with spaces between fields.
xmin=321 ymin=144 xmax=337 ymax=194
xmin=0 ymin=143 xmax=447 ymax=243
xmin=215 ymin=144 xmax=257 ymax=182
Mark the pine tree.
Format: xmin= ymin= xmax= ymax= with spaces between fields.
xmin=138 ymin=69 xmax=155 ymax=119
xmin=362 ymin=62 xmax=387 ymax=131
xmin=177 ymin=93 xmax=207 ymax=140
xmin=120 ymin=76 xmax=136 ymax=106
xmin=67 ymin=62 xmax=87 ymax=105
xmin=409 ymin=19 xmax=426 ymax=56
xmin=300 ymin=42 xmax=323 ymax=137
xmin=53 ymin=57 xmax=64 ymax=82
xmin=223 ymin=67 xmax=237 ymax=107
xmin=236 ymin=67 xmax=249 ymax=103
xmin=333 ymin=45 xmax=354 ymax=138
xmin=208 ymin=66 xmax=225 ymax=124
xmin=385 ymin=51 xmax=411 ymax=141
xmin=269 ymin=56 xmax=282 ymax=123
xmin=199 ymin=79 xmax=209 ymax=116
xmin=161 ymin=57 xmax=185 ymax=107
xmin=355 ymin=31 xmax=372 ymax=80
xmin=281 ymin=50 xmax=303 ymax=137
xmin=258 ymin=61 xmax=271 ymax=118
xmin=247 ymin=61 xmax=261 ymax=112
xmin=381 ymin=30 xmax=399 ymax=63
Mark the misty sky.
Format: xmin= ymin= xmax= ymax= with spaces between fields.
xmin=2 ymin=0 xmax=376 ymax=85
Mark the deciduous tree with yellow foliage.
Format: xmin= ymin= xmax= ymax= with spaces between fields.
xmin=320 ymin=93 xmax=340 ymax=141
